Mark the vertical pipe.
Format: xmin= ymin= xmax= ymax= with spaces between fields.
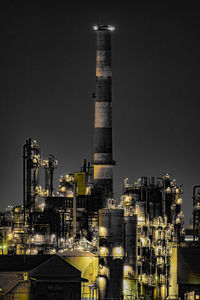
xmin=157 ymin=177 xmax=165 ymax=217
xmin=26 ymin=139 xmax=32 ymax=212
xmin=23 ymin=143 xmax=26 ymax=225
xmin=49 ymin=167 xmax=53 ymax=197
xmin=73 ymin=182 xmax=77 ymax=235
xmin=193 ymin=185 xmax=200 ymax=242
xmin=48 ymin=155 xmax=56 ymax=197
xmin=33 ymin=161 xmax=39 ymax=211
xmin=45 ymin=165 xmax=49 ymax=195
xmin=82 ymin=159 xmax=87 ymax=172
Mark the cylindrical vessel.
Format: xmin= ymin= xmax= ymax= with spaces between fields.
xmin=99 ymin=208 xmax=124 ymax=255
xmin=123 ymin=215 xmax=138 ymax=299
xmin=124 ymin=215 xmax=137 ymax=269
xmin=98 ymin=208 xmax=124 ymax=299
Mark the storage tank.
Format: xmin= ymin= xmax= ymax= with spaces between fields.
xmin=123 ymin=215 xmax=138 ymax=298
xmin=98 ymin=208 xmax=124 ymax=299
xmin=124 ymin=215 xmax=137 ymax=268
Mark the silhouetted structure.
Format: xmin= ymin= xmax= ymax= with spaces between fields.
xmin=0 ymin=255 xmax=84 ymax=299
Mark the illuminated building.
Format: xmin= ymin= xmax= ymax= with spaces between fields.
xmin=1 ymin=24 xmax=200 ymax=300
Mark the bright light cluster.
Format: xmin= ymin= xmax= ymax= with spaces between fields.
xmin=93 ymin=25 xmax=115 ymax=31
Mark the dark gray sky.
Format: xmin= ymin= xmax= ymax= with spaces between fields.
xmin=1 ymin=0 xmax=200 ymax=226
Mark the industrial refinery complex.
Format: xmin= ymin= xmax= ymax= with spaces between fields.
xmin=0 ymin=25 xmax=200 ymax=300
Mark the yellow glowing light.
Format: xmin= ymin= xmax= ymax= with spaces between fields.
xmin=113 ymin=246 xmax=124 ymax=257
xmin=123 ymin=265 xmax=133 ymax=277
xmin=7 ymin=233 xmax=13 ymax=240
xmin=99 ymin=276 xmax=105 ymax=283
xmin=155 ymin=230 xmax=159 ymax=240
xmin=124 ymin=195 xmax=131 ymax=205
xmin=123 ymin=278 xmax=134 ymax=297
xmin=99 ymin=227 xmax=107 ymax=237
xmin=176 ymin=198 xmax=182 ymax=205
xmin=124 ymin=265 xmax=129 ymax=272
xmin=166 ymin=187 xmax=171 ymax=194
xmin=140 ymin=237 xmax=145 ymax=246
xmin=2 ymin=243 xmax=7 ymax=250
xmin=123 ymin=279 xmax=128 ymax=290
xmin=140 ymin=274 xmax=148 ymax=284
xmin=98 ymin=276 xmax=107 ymax=298
xmin=161 ymin=284 xmax=166 ymax=298
xmin=138 ymin=216 xmax=144 ymax=224
xmin=49 ymin=248 xmax=56 ymax=254
xmin=86 ymin=187 xmax=91 ymax=195
xmin=100 ymin=247 xmax=108 ymax=256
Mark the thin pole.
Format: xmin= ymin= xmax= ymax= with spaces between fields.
xmin=73 ymin=182 xmax=77 ymax=236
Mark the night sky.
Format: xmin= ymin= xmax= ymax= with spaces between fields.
xmin=1 ymin=1 xmax=200 ymax=226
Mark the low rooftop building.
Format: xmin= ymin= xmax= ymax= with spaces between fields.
xmin=0 ymin=255 xmax=85 ymax=300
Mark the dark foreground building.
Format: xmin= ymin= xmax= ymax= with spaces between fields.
xmin=177 ymin=248 xmax=200 ymax=298
xmin=0 ymin=255 xmax=85 ymax=299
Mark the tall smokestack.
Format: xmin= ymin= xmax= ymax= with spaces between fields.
xmin=93 ymin=24 xmax=115 ymax=207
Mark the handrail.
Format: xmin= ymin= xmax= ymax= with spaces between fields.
xmin=0 ymin=279 xmax=24 ymax=296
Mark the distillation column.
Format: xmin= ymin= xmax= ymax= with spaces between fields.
xmin=93 ymin=25 xmax=115 ymax=207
